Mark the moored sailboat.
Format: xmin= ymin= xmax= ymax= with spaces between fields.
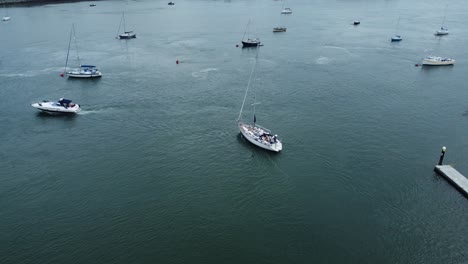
xmin=435 ymin=5 xmax=449 ymax=36
xmin=241 ymin=20 xmax=261 ymax=48
xmin=63 ymin=24 xmax=102 ymax=78
xmin=116 ymin=12 xmax=136 ymax=39
xmin=391 ymin=17 xmax=402 ymax=41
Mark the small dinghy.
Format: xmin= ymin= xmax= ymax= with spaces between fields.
xmin=168 ymin=2 xmax=175 ymax=5
xmin=353 ymin=21 xmax=360 ymax=25
xmin=32 ymin=98 xmax=80 ymax=114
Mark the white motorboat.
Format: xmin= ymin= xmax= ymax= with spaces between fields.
xmin=32 ymin=99 xmax=80 ymax=114
xmin=281 ymin=8 xmax=292 ymax=14
xmin=435 ymin=27 xmax=449 ymax=35
xmin=2 ymin=16 xmax=10 ymax=21
xmin=422 ymin=56 xmax=455 ymax=66
xmin=237 ymin=51 xmax=282 ymax=152
xmin=238 ymin=122 xmax=282 ymax=152
xmin=63 ymin=24 xmax=102 ymax=78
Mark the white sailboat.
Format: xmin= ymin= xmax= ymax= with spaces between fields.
xmin=116 ymin=12 xmax=136 ymax=39
xmin=237 ymin=51 xmax=282 ymax=152
xmin=280 ymin=0 xmax=292 ymax=14
xmin=435 ymin=5 xmax=449 ymax=35
xmin=391 ymin=17 xmax=402 ymax=41
xmin=62 ymin=24 xmax=102 ymax=78
xmin=2 ymin=4 xmax=11 ymax=21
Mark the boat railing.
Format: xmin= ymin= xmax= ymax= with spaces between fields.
xmin=254 ymin=123 xmax=271 ymax=133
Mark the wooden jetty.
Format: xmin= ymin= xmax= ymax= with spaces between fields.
xmin=434 ymin=165 xmax=468 ymax=197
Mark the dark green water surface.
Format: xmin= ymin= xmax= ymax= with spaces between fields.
xmin=1 ymin=0 xmax=467 ymax=263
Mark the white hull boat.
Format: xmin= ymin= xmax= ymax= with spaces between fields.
xmin=391 ymin=35 xmax=402 ymax=41
xmin=32 ymin=99 xmax=80 ymax=114
xmin=63 ymin=24 xmax=102 ymax=78
xmin=2 ymin=16 xmax=10 ymax=21
xmin=435 ymin=28 xmax=449 ymax=35
xmin=422 ymin=56 xmax=455 ymax=66
xmin=239 ymin=122 xmax=282 ymax=152
xmin=237 ymin=50 xmax=282 ymax=152
xmin=281 ymin=8 xmax=292 ymax=14
xmin=67 ymin=65 xmax=102 ymax=78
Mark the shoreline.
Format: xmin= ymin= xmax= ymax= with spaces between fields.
xmin=0 ymin=0 xmax=99 ymax=7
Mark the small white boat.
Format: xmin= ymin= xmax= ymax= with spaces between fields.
xmin=422 ymin=56 xmax=455 ymax=66
xmin=2 ymin=16 xmax=10 ymax=21
xmin=32 ymin=99 xmax=80 ymax=114
xmin=273 ymin=27 xmax=287 ymax=32
xmin=281 ymin=8 xmax=292 ymax=14
xmin=391 ymin=35 xmax=402 ymax=41
xmin=353 ymin=21 xmax=360 ymax=25
xmin=67 ymin=65 xmax=102 ymax=78
xmin=239 ymin=122 xmax=282 ymax=152
xmin=435 ymin=27 xmax=449 ymax=35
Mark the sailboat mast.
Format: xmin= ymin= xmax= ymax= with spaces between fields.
xmin=64 ymin=24 xmax=74 ymax=73
xmin=116 ymin=13 xmax=123 ymax=37
xmin=238 ymin=49 xmax=260 ymax=122
xmin=441 ymin=4 xmax=448 ymax=27
xmin=242 ymin=19 xmax=250 ymax=41
xmin=72 ymin=24 xmax=81 ymax=66
xmin=237 ymin=54 xmax=258 ymax=122
xmin=123 ymin=12 xmax=126 ymax=33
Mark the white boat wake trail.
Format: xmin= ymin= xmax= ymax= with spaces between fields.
xmin=192 ymin=68 xmax=218 ymax=79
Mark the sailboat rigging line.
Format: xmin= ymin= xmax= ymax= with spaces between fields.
xmin=64 ymin=24 xmax=74 ymax=73
xmin=252 ymin=51 xmax=259 ymax=123
xmin=72 ymin=24 xmax=81 ymax=66
xmin=242 ymin=19 xmax=250 ymax=41
xmin=237 ymin=49 xmax=260 ymax=122
xmin=116 ymin=12 xmax=123 ymax=38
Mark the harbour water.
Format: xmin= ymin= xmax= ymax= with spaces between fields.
xmin=1 ymin=0 xmax=467 ymax=263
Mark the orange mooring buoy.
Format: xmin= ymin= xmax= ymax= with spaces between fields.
xmin=60 ymin=73 xmax=64 ymax=77
xmin=415 ymin=64 xmax=419 ymax=67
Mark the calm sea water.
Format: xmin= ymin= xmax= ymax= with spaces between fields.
xmin=1 ymin=0 xmax=467 ymax=263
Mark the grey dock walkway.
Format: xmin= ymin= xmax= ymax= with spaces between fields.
xmin=435 ymin=165 xmax=468 ymax=197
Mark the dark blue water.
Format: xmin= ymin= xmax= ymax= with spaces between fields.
xmin=1 ymin=0 xmax=467 ymax=263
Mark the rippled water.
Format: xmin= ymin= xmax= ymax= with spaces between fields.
xmin=1 ymin=0 xmax=467 ymax=263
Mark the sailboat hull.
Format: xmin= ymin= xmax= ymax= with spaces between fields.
xmin=238 ymin=122 xmax=282 ymax=152
xmin=119 ymin=33 xmax=136 ymax=39
xmin=242 ymin=41 xmax=260 ymax=47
